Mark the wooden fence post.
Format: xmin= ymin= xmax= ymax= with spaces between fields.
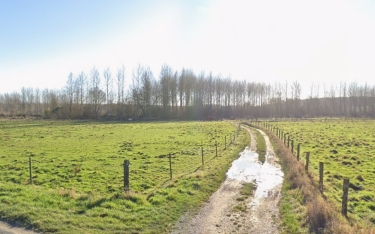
xmin=342 ymin=178 xmax=350 ymax=216
xmin=291 ymin=140 xmax=294 ymax=155
xmin=297 ymin=143 xmax=301 ymax=161
xmin=169 ymin=154 xmax=172 ymax=180
xmin=305 ymin=152 xmax=310 ymax=172
xmin=284 ymin=134 xmax=287 ymax=146
xmin=319 ymin=162 xmax=324 ymax=191
xmin=287 ymin=135 xmax=290 ymax=148
xmin=29 ymin=156 xmax=33 ymax=185
xmin=201 ymin=147 xmax=204 ymax=166
xmin=124 ymin=160 xmax=130 ymax=191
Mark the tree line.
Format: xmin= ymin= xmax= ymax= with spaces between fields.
xmin=1 ymin=64 xmax=375 ymax=120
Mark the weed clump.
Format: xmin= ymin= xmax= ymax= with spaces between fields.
xmin=73 ymin=164 xmax=81 ymax=176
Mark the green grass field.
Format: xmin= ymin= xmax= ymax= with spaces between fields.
xmin=0 ymin=120 xmax=248 ymax=233
xmin=270 ymin=119 xmax=375 ymax=226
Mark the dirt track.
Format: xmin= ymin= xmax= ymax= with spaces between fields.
xmin=0 ymin=220 xmax=37 ymax=234
xmin=171 ymin=126 xmax=283 ymax=234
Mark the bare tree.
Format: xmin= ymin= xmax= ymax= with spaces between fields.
xmin=103 ymin=67 xmax=113 ymax=116
xmin=65 ymin=72 xmax=75 ymax=118
xmin=34 ymin=88 xmax=41 ymax=115
xmin=25 ymin=88 xmax=34 ymax=115
xmin=348 ymin=82 xmax=358 ymax=117
xmin=89 ymin=66 xmax=104 ymax=117
xmin=75 ymin=72 xmax=86 ymax=117
xmin=116 ymin=65 xmax=126 ymax=117
xmin=170 ymin=71 xmax=178 ymax=116
xmin=292 ymin=81 xmax=301 ymax=118
xmin=338 ymin=82 xmax=347 ymax=116
xmin=178 ymin=69 xmax=185 ymax=112
xmin=20 ymin=87 xmax=27 ymax=115
xmin=159 ymin=64 xmax=173 ymax=116
xmin=131 ymin=65 xmax=154 ymax=118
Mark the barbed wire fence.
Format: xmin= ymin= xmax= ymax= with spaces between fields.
xmin=247 ymin=119 xmax=374 ymax=226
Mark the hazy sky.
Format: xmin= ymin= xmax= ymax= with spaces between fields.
xmin=1 ymin=0 xmax=375 ymax=97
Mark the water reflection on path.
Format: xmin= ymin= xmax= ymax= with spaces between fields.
xmin=226 ymin=147 xmax=284 ymax=199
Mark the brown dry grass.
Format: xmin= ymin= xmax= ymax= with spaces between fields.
xmin=58 ymin=188 xmax=78 ymax=199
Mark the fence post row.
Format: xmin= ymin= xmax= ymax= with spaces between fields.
xmin=268 ymin=125 xmax=352 ymax=219
xmin=124 ymin=159 xmax=130 ymax=191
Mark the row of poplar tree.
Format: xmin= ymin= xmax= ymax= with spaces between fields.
xmin=1 ymin=64 xmax=375 ymax=120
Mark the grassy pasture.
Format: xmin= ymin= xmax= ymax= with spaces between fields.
xmin=271 ymin=119 xmax=375 ymax=226
xmin=0 ymin=120 xmax=248 ymax=233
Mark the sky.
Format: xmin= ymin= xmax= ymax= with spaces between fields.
xmin=1 ymin=0 xmax=375 ymax=98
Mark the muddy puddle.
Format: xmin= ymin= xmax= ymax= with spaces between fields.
xmin=226 ymin=146 xmax=284 ymax=199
